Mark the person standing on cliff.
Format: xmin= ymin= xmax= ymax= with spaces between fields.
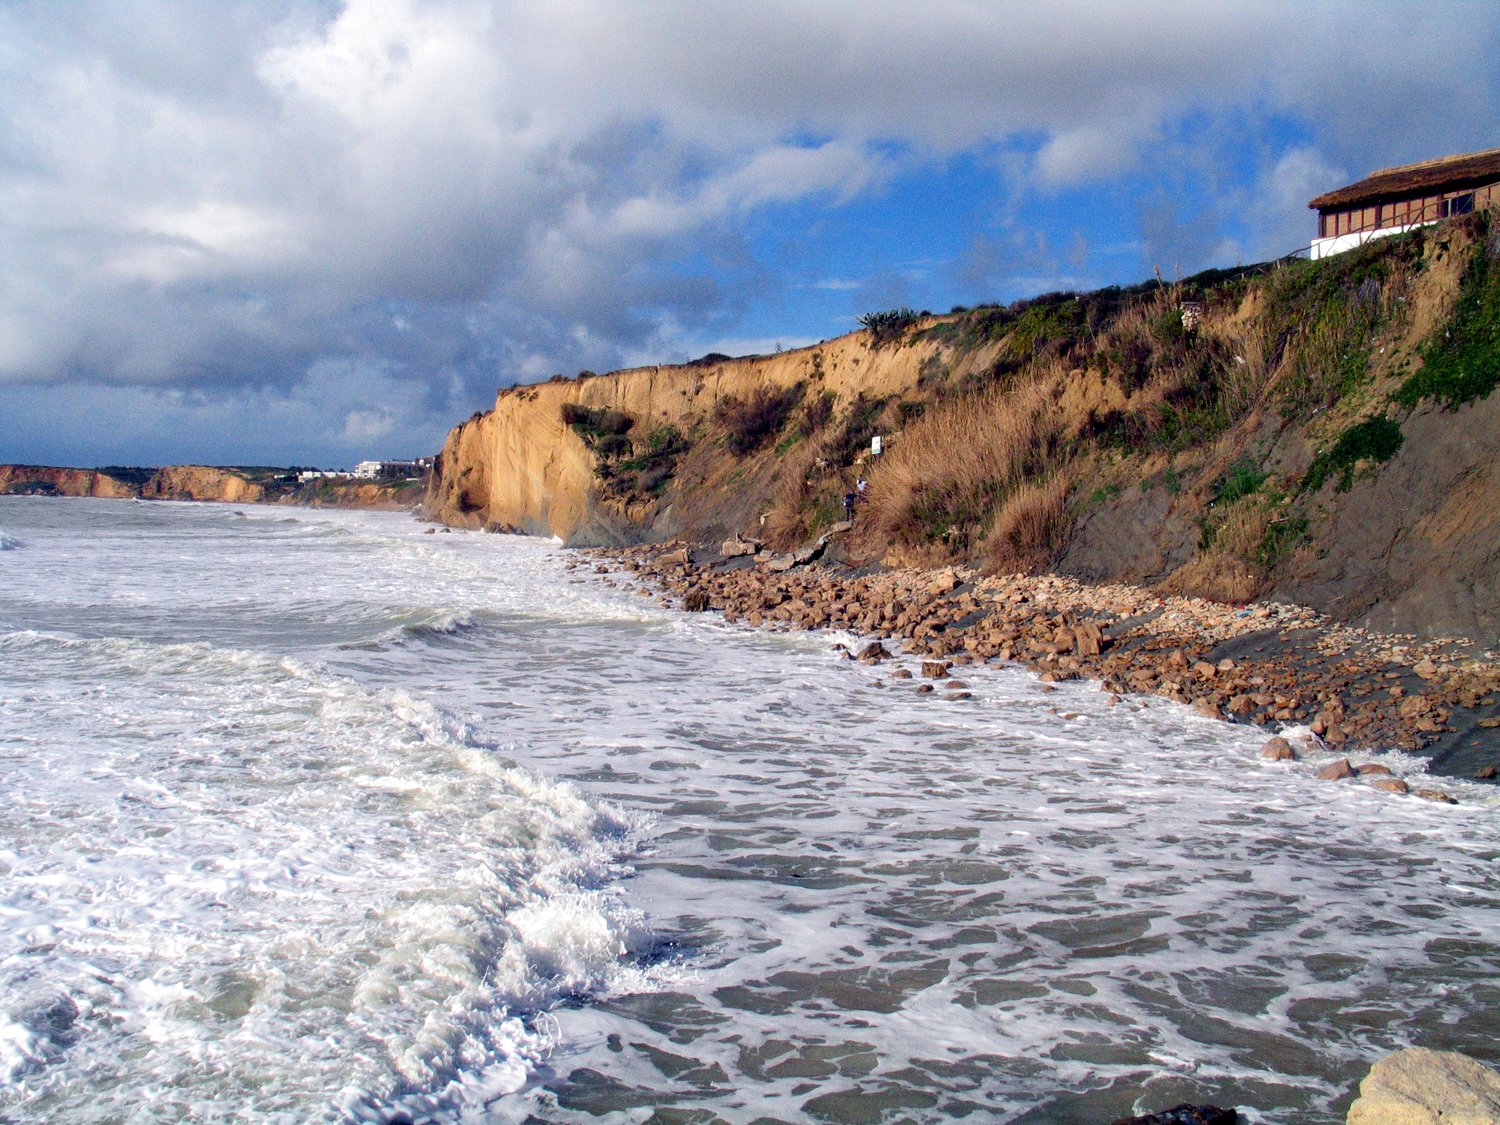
xmin=844 ymin=491 xmax=856 ymax=522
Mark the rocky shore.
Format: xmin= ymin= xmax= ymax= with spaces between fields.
xmin=581 ymin=536 xmax=1500 ymax=791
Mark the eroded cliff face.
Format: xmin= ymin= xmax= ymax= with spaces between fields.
xmin=140 ymin=466 xmax=265 ymax=503
xmin=425 ymin=327 xmax=999 ymax=541
xmin=0 ymin=465 xmax=137 ymax=499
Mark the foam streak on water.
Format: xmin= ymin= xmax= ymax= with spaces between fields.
xmin=1 ymin=498 xmax=1498 ymax=1124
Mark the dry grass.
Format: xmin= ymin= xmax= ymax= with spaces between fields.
xmin=984 ymin=472 xmax=1073 ymax=573
xmin=861 ymin=377 xmax=1064 ymax=551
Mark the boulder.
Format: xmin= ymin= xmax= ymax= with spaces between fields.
xmin=1072 ymin=622 xmax=1105 ymax=657
xmin=1260 ymin=736 xmax=1296 ymax=762
xmin=857 ymin=642 xmax=891 ymax=664
xmin=1369 ymin=777 xmax=1410 ymax=794
xmin=921 ymin=660 xmax=952 ymax=678
xmin=1347 ymin=1047 xmax=1500 ymax=1125
xmin=1317 ymin=758 xmax=1355 ymax=781
xmin=720 ymin=537 xmax=757 ymax=558
xmin=682 ymin=590 xmax=711 ymax=612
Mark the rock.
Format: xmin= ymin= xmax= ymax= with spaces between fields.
xmin=1072 ymin=622 xmax=1105 ymax=657
xmin=1415 ymin=789 xmax=1458 ymax=804
xmin=915 ymin=683 xmax=934 ymax=694
xmin=1356 ymin=763 xmax=1393 ymax=777
xmin=1347 ymin=1047 xmax=1500 ymax=1125
xmin=1192 ymin=699 xmax=1224 ymax=721
xmin=682 ymin=590 xmax=711 ymax=612
xmin=661 ymin=547 xmax=690 ymax=566
xmin=1369 ymin=777 xmax=1410 ymax=794
xmin=1111 ymin=1105 xmax=1237 ymax=1125
xmin=857 ymin=642 xmax=891 ymax=664
xmin=720 ymin=537 xmax=757 ymax=558
xmin=1413 ymin=657 xmax=1440 ymax=680
xmin=1477 ymin=765 xmax=1498 ymax=780
xmin=1260 ymin=736 xmax=1296 ymax=761
xmin=1317 ymin=758 xmax=1355 ymax=781
xmin=890 ymin=668 xmax=913 ymax=679
xmin=921 ymin=660 xmax=952 ymax=678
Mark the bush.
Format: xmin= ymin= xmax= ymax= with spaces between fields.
xmin=859 ymin=307 xmax=919 ymax=346
xmin=799 ymin=391 xmax=835 ymax=435
xmin=1212 ymin=459 xmax=1267 ymax=506
xmin=1302 ymin=414 xmax=1404 ymax=493
xmin=1395 ymin=216 xmax=1500 ymax=408
xmin=715 ymin=384 xmax=805 ymax=456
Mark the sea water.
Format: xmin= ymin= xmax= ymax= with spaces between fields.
xmin=0 ymin=497 xmax=1496 ymax=1124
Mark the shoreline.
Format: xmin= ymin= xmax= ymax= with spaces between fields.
xmin=584 ymin=540 xmax=1500 ymax=793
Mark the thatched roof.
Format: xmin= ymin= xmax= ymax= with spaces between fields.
xmin=1308 ymin=147 xmax=1500 ymax=211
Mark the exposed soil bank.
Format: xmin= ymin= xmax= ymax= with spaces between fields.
xmin=588 ymin=538 xmax=1500 ymax=787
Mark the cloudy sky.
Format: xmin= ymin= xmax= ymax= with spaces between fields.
xmin=2 ymin=0 xmax=1498 ymax=468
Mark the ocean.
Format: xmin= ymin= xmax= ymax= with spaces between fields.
xmin=1 ymin=496 xmax=1497 ymax=1124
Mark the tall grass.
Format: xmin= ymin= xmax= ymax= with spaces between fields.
xmin=863 ymin=378 xmax=1063 ymax=551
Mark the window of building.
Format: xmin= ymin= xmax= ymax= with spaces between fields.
xmin=1442 ymin=193 xmax=1476 ymax=218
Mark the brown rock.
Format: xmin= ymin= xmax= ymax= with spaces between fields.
xmin=1414 ymin=789 xmax=1458 ymax=804
xmin=1316 ymin=758 xmax=1355 ymax=781
xmin=1413 ymin=657 xmax=1440 ymax=680
xmin=858 ymin=642 xmax=891 ymax=664
xmin=1072 ymin=623 xmax=1104 ymax=657
xmin=1368 ymin=778 xmax=1410 ymax=794
xmin=915 ymin=683 xmax=934 ymax=695
xmin=1356 ymin=763 xmax=1394 ymax=777
xmin=1260 ymin=736 xmax=1296 ymax=761
xmin=890 ymin=668 xmax=913 ymax=680
xmin=1477 ymin=765 xmax=1498 ymax=780
xmin=1347 ymin=1047 xmax=1500 ymax=1125
xmin=921 ymin=660 xmax=952 ymax=678
xmin=682 ymin=590 xmax=711 ymax=612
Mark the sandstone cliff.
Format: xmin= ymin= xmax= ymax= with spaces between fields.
xmin=0 ymin=465 xmax=137 ymax=499
xmin=1 ymin=464 xmax=423 ymax=510
xmin=372 ymin=212 xmax=1500 ymax=645
xmin=139 ymin=465 xmax=266 ymax=503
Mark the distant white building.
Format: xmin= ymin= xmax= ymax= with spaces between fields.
xmin=351 ymin=459 xmax=431 ymax=480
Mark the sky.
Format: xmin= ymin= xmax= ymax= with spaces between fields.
xmin=2 ymin=1 xmax=1498 ymax=468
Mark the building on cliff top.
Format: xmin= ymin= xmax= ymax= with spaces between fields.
xmin=1308 ymin=147 xmax=1500 ymax=259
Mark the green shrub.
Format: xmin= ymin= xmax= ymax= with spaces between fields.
xmin=1395 ymin=219 xmax=1500 ymax=408
xmin=1302 ymin=414 xmax=1404 ymax=493
xmin=1212 ymin=459 xmax=1267 ymax=505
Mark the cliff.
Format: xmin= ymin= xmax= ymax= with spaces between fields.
xmin=1 ymin=465 xmax=423 ymax=510
xmin=428 ymin=210 xmax=1500 ymax=645
xmin=0 ymin=465 xmax=138 ymax=499
xmin=140 ymin=465 xmax=266 ymax=503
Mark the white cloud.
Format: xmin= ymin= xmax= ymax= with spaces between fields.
xmin=0 ymin=0 xmax=1497 ymax=463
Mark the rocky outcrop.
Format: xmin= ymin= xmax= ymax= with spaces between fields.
xmin=1347 ymin=1047 xmax=1500 ymax=1124
xmin=139 ymin=465 xmax=264 ymax=503
xmin=0 ymin=465 xmax=136 ymax=499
